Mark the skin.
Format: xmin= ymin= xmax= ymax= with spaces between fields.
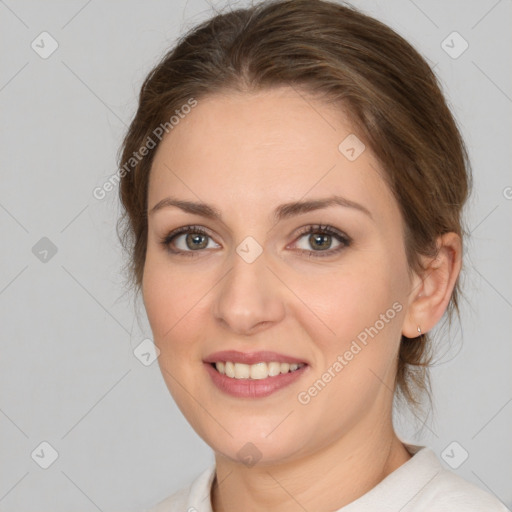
xmin=142 ymin=86 xmax=462 ymax=512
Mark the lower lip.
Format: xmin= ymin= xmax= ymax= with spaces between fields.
xmin=204 ymin=362 xmax=309 ymax=398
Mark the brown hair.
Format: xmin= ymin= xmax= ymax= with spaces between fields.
xmin=117 ymin=0 xmax=471 ymax=416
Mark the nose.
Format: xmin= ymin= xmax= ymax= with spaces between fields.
xmin=212 ymin=247 xmax=286 ymax=336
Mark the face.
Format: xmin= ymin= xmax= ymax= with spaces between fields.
xmin=143 ymin=86 xmax=413 ymax=465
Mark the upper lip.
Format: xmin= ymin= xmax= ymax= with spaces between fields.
xmin=203 ymin=350 xmax=308 ymax=365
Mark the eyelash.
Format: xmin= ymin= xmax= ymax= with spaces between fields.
xmin=159 ymin=224 xmax=352 ymax=258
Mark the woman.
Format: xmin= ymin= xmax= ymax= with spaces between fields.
xmin=117 ymin=0 xmax=507 ymax=510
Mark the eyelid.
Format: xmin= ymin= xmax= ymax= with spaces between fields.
xmin=291 ymin=224 xmax=351 ymax=243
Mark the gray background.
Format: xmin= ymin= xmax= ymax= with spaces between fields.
xmin=0 ymin=0 xmax=511 ymax=510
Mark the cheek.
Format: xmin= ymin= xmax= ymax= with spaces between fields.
xmin=289 ymin=250 xmax=408 ymax=367
xmin=288 ymin=257 xmax=408 ymax=423
xmin=142 ymin=254 xmax=212 ymax=414
xmin=142 ymin=252 xmax=205 ymax=355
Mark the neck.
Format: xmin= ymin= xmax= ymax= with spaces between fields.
xmin=210 ymin=418 xmax=412 ymax=512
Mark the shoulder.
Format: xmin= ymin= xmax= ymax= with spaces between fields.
xmin=414 ymin=469 xmax=509 ymax=511
xmin=142 ymin=464 xmax=216 ymax=512
xmin=400 ymin=445 xmax=509 ymax=512
xmin=352 ymin=444 xmax=509 ymax=512
xmin=143 ymin=487 xmax=188 ymax=512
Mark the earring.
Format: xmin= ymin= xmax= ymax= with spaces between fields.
xmin=417 ymin=326 xmax=422 ymax=336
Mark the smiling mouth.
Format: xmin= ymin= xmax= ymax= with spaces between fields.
xmin=209 ymin=361 xmax=307 ymax=380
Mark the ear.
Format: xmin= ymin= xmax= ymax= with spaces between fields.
xmin=402 ymin=232 xmax=462 ymax=338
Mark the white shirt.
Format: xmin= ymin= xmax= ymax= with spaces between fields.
xmin=145 ymin=444 xmax=509 ymax=511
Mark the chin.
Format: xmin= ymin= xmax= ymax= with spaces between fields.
xmin=211 ymin=435 xmax=302 ymax=467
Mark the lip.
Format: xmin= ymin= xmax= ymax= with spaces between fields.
xmin=203 ymin=350 xmax=308 ymax=365
xmin=204 ymin=361 xmax=309 ymax=399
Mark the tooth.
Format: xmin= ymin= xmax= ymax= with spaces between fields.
xmin=225 ymin=361 xmax=235 ymax=378
xmin=214 ymin=361 xmax=305 ymax=379
xmin=267 ymin=361 xmax=281 ymax=377
xmin=250 ymin=362 xmax=269 ymax=380
xmin=234 ymin=363 xmax=250 ymax=379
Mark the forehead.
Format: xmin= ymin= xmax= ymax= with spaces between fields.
xmin=154 ymin=87 xmax=348 ymax=169
xmin=148 ymin=86 xmax=393 ymax=218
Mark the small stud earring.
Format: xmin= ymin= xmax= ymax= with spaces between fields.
xmin=417 ymin=326 xmax=422 ymax=336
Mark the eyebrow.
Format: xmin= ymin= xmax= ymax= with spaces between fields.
xmin=149 ymin=194 xmax=373 ymax=221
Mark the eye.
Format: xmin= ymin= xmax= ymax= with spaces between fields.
xmin=160 ymin=225 xmax=220 ymax=256
xmin=160 ymin=223 xmax=351 ymax=258
xmin=291 ymin=224 xmax=351 ymax=257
